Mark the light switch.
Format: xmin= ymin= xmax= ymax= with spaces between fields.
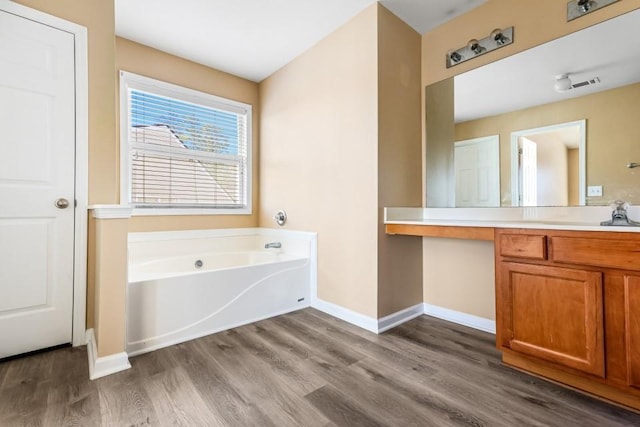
xmin=587 ymin=185 xmax=603 ymax=197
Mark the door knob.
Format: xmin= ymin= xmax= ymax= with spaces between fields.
xmin=55 ymin=198 xmax=70 ymax=209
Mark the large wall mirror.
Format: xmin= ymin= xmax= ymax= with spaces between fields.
xmin=425 ymin=9 xmax=640 ymax=208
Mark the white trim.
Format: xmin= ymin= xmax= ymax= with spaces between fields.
xmin=127 ymin=227 xmax=318 ymax=242
xmin=118 ymin=70 xmax=253 ymax=215
xmin=85 ymin=329 xmax=131 ymax=380
xmin=423 ymin=303 xmax=496 ymax=334
xmin=311 ymin=298 xmax=379 ymax=334
xmin=0 ymin=0 xmax=90 ymax=349
xmin=90 ymin=205 xmax=133 ymax=219
xmin=378 ymin=303 xmax=425 ymax=333
xmin=310 ymin=300 xmax=494 ymax=335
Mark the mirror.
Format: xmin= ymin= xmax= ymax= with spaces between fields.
xmin=425 ymin=9 xmax=640 ymax=207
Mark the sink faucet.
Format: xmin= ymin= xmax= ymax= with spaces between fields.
xmin=601 ymin=200 xmax=640 ymax=226
xmin=264 ymin=242 xmax=282 ymax=249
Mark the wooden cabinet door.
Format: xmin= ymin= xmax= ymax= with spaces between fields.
xmin=498 ymin=262 xmax=605 ymax=377
xmin=624 ymin=275 xmax=640 ymax=388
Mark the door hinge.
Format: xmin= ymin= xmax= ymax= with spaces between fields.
xmin=74 ymin=199 xmax=77 ymax=208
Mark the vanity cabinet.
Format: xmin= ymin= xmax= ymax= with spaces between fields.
xmin=495 ymin=228 xmax=640 ymax=410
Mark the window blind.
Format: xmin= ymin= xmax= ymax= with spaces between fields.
xmin=124 ymin=82 xmax=249 ymax=209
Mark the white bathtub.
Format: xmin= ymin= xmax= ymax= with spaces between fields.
xmin=126 ymin=228 xmax=317 ymax=356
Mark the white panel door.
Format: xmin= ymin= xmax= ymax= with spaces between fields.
xmin=454 ymin=135 xmax=500 ymax=207
xmin=0 ymin=10 xmax=75 ymax=358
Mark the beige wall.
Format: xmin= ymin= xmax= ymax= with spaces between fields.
xmin=376 ymin=6 xmax=423 ymax=317
xmin=116 ymin=37 xmax=260 ymax=232
xmin=536 ymin=137 xmax=569 ymax=206
xmin=259 ymin=5 xmax=379 ymax=318
xmin=92 ymin=218 xmax=128 ymax=357
xmin=260 ymin=4 xmax=423 ymax=319
xmin=423 ymin=238 xmax=495 ymax=319
xmin=421 ymin=0 xmax=640 ymax=322
xmin=455 ymin=83 xmax=640 ymax=205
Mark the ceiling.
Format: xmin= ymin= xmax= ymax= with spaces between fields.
xmin=115 ymin=0 xmax=486 ymax=82
xmin=454 ymin=9 xmax=640 ymax=123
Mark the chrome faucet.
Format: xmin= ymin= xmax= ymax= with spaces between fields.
xmin=601 ymin=200 xmax=640 ymax=226
xmin=264 ymin=242 xmax=282 ymax=249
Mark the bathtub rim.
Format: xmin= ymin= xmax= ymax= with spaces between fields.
xmin=128 ymin=227 xmax=317 ymax=243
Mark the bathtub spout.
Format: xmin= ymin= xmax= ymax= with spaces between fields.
xmin=265 ymin=242 xmax=282 ymax=249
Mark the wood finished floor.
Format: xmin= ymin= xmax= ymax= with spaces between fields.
xmin=2 ymin=309 xmax=640 ymax=426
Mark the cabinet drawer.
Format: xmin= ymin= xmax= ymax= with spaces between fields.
xmin=499 ymin=234 xmax=547 ymax=260
xmin=551 ymin=237 xmax=640 ymax=270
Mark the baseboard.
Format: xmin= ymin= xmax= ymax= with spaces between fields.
xmin=311 ymin=298 xmax=379 ymax=333
xmin=377 ymin=303 xmax=425 ymax=333
xmin=423 ymin=303 xmax=496 ymax=334
xmin=86 ymin=329 xmax=132 ymax=380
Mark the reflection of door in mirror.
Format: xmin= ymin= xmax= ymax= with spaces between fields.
xmin=510 ymin=120 xmax=586 ymax=207
xmin=454 ymin=135 xmax=500 ymax=207
xmin=520 ymin=138 xmax=537 ymax=206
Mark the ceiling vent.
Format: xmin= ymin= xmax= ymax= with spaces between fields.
xmin=554 ymin=74 xmax=601 ymax=93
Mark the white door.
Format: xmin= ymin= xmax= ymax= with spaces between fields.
xmin=520 ymin=137 xmax=538 ymax=207
xmin=454 ymin=135 xmax=500 ymax=207
xmin=0 ymin=10 xmax=76 ymax=358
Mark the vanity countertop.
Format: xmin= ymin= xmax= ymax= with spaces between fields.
xmin=385 ymin=207 xmax=640 ymax=240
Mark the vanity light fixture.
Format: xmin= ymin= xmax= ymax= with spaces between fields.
xmin=567 ymin=0 xmax=620 ymax=21
xmin=446 ymin=27 xmax=514 ymax=68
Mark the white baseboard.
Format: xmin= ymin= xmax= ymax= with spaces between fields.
xmin=311 ymin=298 xmax=379 ymax=333
xmin=86 ymin=329 xmax=132 ymax=380
xmin=423 ymin=303 xmax=496 ymax=334
xmin=312 ymin=298 xmax=495 ymax=335
xmin=378 ymin=303 xmax=425 ymax=333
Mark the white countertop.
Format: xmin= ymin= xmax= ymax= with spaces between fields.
xmin=384 ymin=207 xmax=640 ymax=233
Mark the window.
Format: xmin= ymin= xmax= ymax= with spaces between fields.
xmin=120 ymin=71 xmax=252 ymax=214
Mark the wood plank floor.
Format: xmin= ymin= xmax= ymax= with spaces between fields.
xmin=2 ymin=308 xmax=640 ymax=426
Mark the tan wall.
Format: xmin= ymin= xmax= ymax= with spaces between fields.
xmin=423 ymin=238 xmax=495 ymax=320
xmin=93 ymin=218 xmax=128 ymax=356
xmin=534 ymin=137 xmax=569 ymax=206
xmin=376 ymin=5 xmax=423 ymax=317
xmin=259 ymin=5 xmax=379 ymax=318
xmin=116 ymin=37 xmax=260 ymax=232
xmin=14 ymin=0 xmax=118 ymax=204
xmin=421 ymin=0 xmax=640 ymax=321
xmin=455 ymin=83 xmax=640 ymax=205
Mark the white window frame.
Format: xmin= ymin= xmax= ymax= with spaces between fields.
xmin=119 ymin=71 xmax=252 ymax=215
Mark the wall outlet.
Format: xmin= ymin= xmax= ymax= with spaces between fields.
xmin=587 ymin=185 xmax=603 ymax=197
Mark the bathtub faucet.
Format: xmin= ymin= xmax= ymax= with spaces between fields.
xmin=265 ymin=242 xmax=282 ymax=249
